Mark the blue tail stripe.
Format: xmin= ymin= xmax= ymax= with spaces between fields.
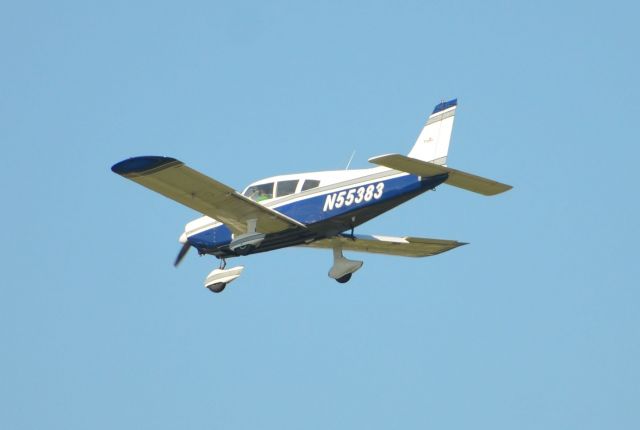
xmin=432 ymin=98 xmax=457 ymax=114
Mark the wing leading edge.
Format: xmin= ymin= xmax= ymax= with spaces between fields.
xmin=302 ymin=234 xmax=466 ymax=257
xmin=111 ymin=156 xmax=306 ymax=235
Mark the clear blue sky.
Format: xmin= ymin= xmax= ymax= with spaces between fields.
xmin=1 ymin=1 xmax=638 ymax=429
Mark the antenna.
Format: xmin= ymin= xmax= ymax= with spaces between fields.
xmin=345 ymin=150 xmax=356 ymax=170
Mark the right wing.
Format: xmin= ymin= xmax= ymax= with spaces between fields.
xmin=303 ymin=234 xmax=466 ymax=257
xmin=111 ymin=156 xmax=306 ymax=235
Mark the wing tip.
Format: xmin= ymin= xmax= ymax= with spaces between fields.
xmin=111 ymin=156 xmax=181 ymax=177
xmin=481 ymin=183 xmax=513 ymax=196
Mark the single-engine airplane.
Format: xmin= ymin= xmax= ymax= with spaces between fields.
xmin=112 ymin=99 xmax=511 ymax=293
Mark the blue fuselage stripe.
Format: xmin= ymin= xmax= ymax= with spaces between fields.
xmin=188 ymin=173 xmax=428 ymax=250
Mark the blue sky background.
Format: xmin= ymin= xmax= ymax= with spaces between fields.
xmin=1 ymin=0 xmax=639 ymax=428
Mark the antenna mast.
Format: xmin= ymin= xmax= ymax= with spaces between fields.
xmin=345 ymin=150 xmax=356 ymax=170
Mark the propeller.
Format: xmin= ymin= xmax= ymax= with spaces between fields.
xmin=174 ymin=232 xmax=190 ymax=267
xmin=174 ymin=242 xmax=191 ymax=267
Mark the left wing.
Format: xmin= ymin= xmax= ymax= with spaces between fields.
xmin=111 ymin=156 xmax=306 ymax=235
xmin=302 ymin=234 xmax=466 ymax=257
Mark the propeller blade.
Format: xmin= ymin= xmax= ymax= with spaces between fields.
xmin=174 ymin=242 xmax=191 ymax=267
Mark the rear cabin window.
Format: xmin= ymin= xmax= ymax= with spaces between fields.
xmin=275 ymin=180 xmax=298 ymax=197
xmin=244 ymin=183 xmax=274 ymax=202
xmin=301 ymin=179 xmax=321 ymax=191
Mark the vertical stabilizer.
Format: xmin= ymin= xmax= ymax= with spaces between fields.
xmin=407 ymin=99 xmax=457 ymax=165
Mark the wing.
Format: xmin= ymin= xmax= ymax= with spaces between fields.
xmin=111 ymin=156 xmax=306 ymax=235
xmin=302 ymin=234 xmax=466 ymax=257
xmin=369 ymin=153 xmax=512 ymax=196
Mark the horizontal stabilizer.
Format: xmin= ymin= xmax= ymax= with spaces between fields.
xmin=302 ymin=234 xmax=466 ymax=257
xmin=369 ymin=154 xmax=512 ymax=196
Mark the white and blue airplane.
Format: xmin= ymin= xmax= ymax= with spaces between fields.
xmin=112 ymin=99 xmax=511 ymax=293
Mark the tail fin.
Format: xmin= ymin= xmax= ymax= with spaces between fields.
xmin=408 ymin=98 xmax=457 ymax=165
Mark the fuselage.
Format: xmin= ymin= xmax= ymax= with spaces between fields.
xmin=184 ymin=167 xmax=448 ymax=258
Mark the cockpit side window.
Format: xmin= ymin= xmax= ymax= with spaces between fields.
xmin=243 ymin=183 xmax=274 ymax=202
xmin=301 ymin=179 xmax=321 ymax=191
xmin=275 ymin=180 xmax=298 ymax=197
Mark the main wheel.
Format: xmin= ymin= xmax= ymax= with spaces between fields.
xmin=335 ymin=273 xmax=352 ymax=284
xmin=207 ymin=282 xmax=226 ymax=293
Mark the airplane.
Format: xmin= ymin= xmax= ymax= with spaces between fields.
xmin=111 ymin=99 xmax=512 ymax=293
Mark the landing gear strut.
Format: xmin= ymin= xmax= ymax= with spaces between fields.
xmin=328 ymin=244 xmax=363 ymax=284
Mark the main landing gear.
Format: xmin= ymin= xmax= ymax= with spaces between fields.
xmin=204 ymin=236 xmax=363 ymax=293
xmin=206 ymin=219 xmax=262 ymax=293
xmin=204 ymin=258 xmax=244 ymax=293
xmin=328 ymin=245 xmax=363 ymax=284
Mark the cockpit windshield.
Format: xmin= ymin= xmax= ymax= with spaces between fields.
xmin=243 ymin=183 xmax=274 ymax=202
